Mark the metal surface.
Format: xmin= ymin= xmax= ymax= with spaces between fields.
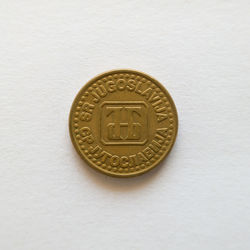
xmin=69 ymin=69 xmax=178 ymax=177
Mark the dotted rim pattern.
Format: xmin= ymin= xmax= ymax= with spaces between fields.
xmin=69 ymin=69 xmax=178 ymax=177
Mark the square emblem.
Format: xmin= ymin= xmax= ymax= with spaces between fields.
xmin=100 ymin=101 xmax=148 ymax=145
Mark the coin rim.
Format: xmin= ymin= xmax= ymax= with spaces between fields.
xmin=69 ymin=69 xmax=178 ymax=177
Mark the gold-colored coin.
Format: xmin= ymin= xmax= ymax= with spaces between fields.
xmin=69 ymin=69 xmax=178 ymax=177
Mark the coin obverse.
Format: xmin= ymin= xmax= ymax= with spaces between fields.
xmin=69 ymin=69 xmax=178 ymax=177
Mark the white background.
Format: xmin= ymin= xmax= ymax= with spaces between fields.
xmin=0 ymin=1 xmax=250 ymax=249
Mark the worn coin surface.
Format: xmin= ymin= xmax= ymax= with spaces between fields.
xmin=69 ymin=69 xmax=178 ymax=177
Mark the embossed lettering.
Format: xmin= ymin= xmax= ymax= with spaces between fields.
xmin=110 ymin=155 xmax=120 ymax=167
xmin=126 ymin=79 xmax=136 ymax=91
xmin=157 ymin=113 xmax=168 ymax=122
xmin=117 ymin=79 xmax=126 ymax=90
xmin=137 ymin=152 xmax=148 ymax=163
xmin=79 ymin=127 xmax=94 ymax=143
xmin=141 ymin=88 xmax=153 ymax=99
xmin=80 ymin=103 xmax=95 ymax=121
xmin=135 ymin=81 xmax=143 ymax=94
xmin=106 ymin=81 xmax=116 ymax=92
xmin=143 ymin=147 xmax=154 ymax=159
xmin=149 ymin=140 xmax=161 ymax=152
xmin=121 ymin=156 xmax=129 ymax=167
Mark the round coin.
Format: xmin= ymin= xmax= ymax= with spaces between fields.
xmin=69 ymin=69 xmax=178 ymax=177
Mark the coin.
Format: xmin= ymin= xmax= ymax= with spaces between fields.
xmin=69 ymin=69 xmax=178 ymax=177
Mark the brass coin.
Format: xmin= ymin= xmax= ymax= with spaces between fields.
xmin=69 ymin=69 xmax=178 ymax=177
